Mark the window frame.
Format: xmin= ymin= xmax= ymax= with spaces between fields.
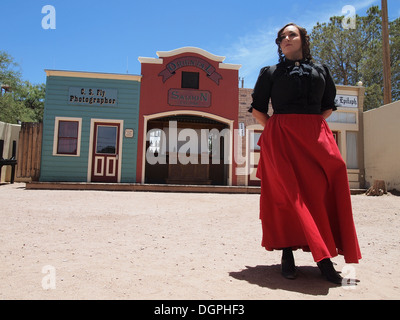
xmin=53 ymin=117 xmax=82 ymax=157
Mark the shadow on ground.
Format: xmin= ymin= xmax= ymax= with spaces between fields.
xmin=229 ymin=264 xmax=357 ymax=296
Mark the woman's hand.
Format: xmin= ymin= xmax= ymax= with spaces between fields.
xmin=321 ymin=109 xmax=333 ymax=119
xmin=252 ymin=109 xmax=270 ymax=127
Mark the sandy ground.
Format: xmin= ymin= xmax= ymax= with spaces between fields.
xmin=0 ymin=182 xmax=399 ymax=300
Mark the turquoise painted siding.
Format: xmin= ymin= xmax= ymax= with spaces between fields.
xmin=40 ymin=75 xmax=140 ymax=182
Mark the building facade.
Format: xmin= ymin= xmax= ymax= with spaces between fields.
xmin=0 ymin=121 xmax=20 ymax=183
xmin=39 ymin=47 xmax=365 ymax=189
xmin=137 ymin=47 xmax=241 ymax=186
xmin=40 ymin=70 xmax=141 ymax=183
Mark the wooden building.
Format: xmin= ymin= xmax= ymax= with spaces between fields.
xmin=40 ymin=71 xmax=141 ymax=183
xmin=38 ymin=47 xmax=365 ymax=189
xmin=137 ymin=47 xmax=241 ymax=186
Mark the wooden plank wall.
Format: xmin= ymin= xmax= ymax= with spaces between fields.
xmin=40 ymin=75 xmax=140 ymax=182
xmin=16 ymin=122 xmax=43 ymax=181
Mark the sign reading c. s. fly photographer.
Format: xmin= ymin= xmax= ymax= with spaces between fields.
xmin=69 ymin=87 xmax=118 ymax=106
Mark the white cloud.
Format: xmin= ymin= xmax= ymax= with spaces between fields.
xmin=354 ymin=0 xmax=379 ymax=11
xmin=222 ymin=0 xmax=380 ymax=88
xmin=223 ymin=28 xmax=278 ymax=88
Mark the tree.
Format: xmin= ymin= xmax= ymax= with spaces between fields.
xmin=19 ymin=81 xmax=46 ymax=122
xmin=310 ymin=6 xmax=399 ymax=110
xmin=389 ymin=17 xmax=400 ymax=100
xmin=0 ymin=50 xmax=45 ymax=124
xmin=0 ymin=51 xmax=22 ymax=90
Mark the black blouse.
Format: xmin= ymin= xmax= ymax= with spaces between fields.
xmin=249 ymin=59 xmax=337 ymax=115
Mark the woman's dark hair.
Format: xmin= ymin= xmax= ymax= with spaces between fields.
xmin=275 ymin=23 xmax=312 ymax=63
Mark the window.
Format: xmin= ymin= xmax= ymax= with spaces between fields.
xmin=148 ymin=129 xmax=162 ymax=154
xmin=326 ymin=112 xmax=356 ymax=124
xmin=53 ymin=117 xmax=82 ymax=156
xmin=346 ymin=131 xmax=358 ymax=169
xmin=181 ymin=72 xmax=199 ymax=89
xmin=96 ymin=126 xmax=117 ymax=154
xmin=250 ymin=132 xmax=262 ymax=151
xmin=57 ymin=121 xmax=79 ymax=154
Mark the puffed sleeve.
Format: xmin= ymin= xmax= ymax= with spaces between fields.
xmin=248 ymin=66 xmax=272 ymax=114
xmin=320 ymin=64 xmax=338 ymax=112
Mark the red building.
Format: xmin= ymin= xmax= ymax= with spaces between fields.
xmin=137 ymin=47 xmax=241 ymax=186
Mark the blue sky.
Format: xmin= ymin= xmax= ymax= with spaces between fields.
xmin=1 ymin=0 xmax=399 ymax=89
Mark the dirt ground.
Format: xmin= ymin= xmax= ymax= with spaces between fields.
xmin=1 ymin=183 xmax=399 ymax=300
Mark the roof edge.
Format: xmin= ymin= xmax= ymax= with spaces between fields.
xmin=45 ymin=70 xmax=142 ymax=81
xmin=156 ymin=47 xmax=226 ymax=62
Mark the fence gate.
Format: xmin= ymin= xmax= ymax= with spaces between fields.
xmin=16 ymin=122 xmax=43 ymax=181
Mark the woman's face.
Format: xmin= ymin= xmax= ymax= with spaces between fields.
xmin=279 ymin=25 xmax=303 ymax=60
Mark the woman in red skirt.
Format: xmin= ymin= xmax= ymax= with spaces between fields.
xmin=249 ymin=23 xmax=362 ymax=284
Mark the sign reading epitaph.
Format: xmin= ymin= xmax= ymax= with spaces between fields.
xmin=335 ymin=94 xmax=358 ymax=108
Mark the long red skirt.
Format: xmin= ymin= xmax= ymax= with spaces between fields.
xmin=257 ymin=114 xmax=361 ymax=263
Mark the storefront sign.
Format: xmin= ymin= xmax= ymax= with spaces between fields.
xmin=125 ymin=129 xmax=134 ymax=138
xmin=168 ymin=89 xmax=211 ymax=107
xmin=335 ymin=94 xmax=358 ymax=108
xmin=69 ymin=87 xmax=118 ymax=106
xmin=159 ymin=56 xmax=223 ymax=85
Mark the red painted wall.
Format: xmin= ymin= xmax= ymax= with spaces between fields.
xmin=136 ymin=50 xmax=239 ymax=185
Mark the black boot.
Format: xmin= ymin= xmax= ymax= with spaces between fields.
xmin=317 ymin=258 xmax=343 ymax=285
xmin=281 ymin=248 xmax=297 ymax=280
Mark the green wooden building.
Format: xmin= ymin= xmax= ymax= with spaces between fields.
xmin=40 ymin=70 xmax=141 ymax=183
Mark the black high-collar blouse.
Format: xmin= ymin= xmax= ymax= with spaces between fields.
xmin=249 ymin=59 xmax=337 ymax=115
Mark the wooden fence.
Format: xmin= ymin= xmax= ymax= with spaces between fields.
xmin=16 ymin=122 xmax=43 ymax=181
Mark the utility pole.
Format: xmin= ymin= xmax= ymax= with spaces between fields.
xmin=382 ymin=0 xmax=392 ymax=105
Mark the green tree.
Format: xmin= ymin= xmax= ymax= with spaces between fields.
xmin=389 ymin=17 xmax=400 ymax=100
xmin=0 ymin=51 xmax=22 ymax=90
xmin=0 ymin=50 xmax=45 ymax=123
xmin=19 ymin=81 xmax=46 ymax=122
xmin=310 ymin=6 xmax=399 ymax=110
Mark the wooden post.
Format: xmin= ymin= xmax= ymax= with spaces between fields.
xmin=22 ymin=123 xmax=29 ymax=177
xmin=382 ymin=0 xmax=392 ymax=105
xmin=33 ymin=123 xmax=43 ymax=181
xmin=16 ymin=127 xmax=23 ymax=178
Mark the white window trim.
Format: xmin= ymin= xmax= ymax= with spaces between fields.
xmin=52 ymin=117 xmax=82 ymax=157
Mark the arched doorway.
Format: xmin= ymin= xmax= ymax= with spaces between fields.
xmin=143 ymin=112 xmax=233 ymax=186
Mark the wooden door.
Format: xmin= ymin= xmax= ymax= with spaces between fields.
xmin=91 ymin=122 xmax=120 ymax=183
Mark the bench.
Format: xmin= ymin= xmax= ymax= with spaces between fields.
xmin=0 ymin=157 xmax=17 ymax=184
